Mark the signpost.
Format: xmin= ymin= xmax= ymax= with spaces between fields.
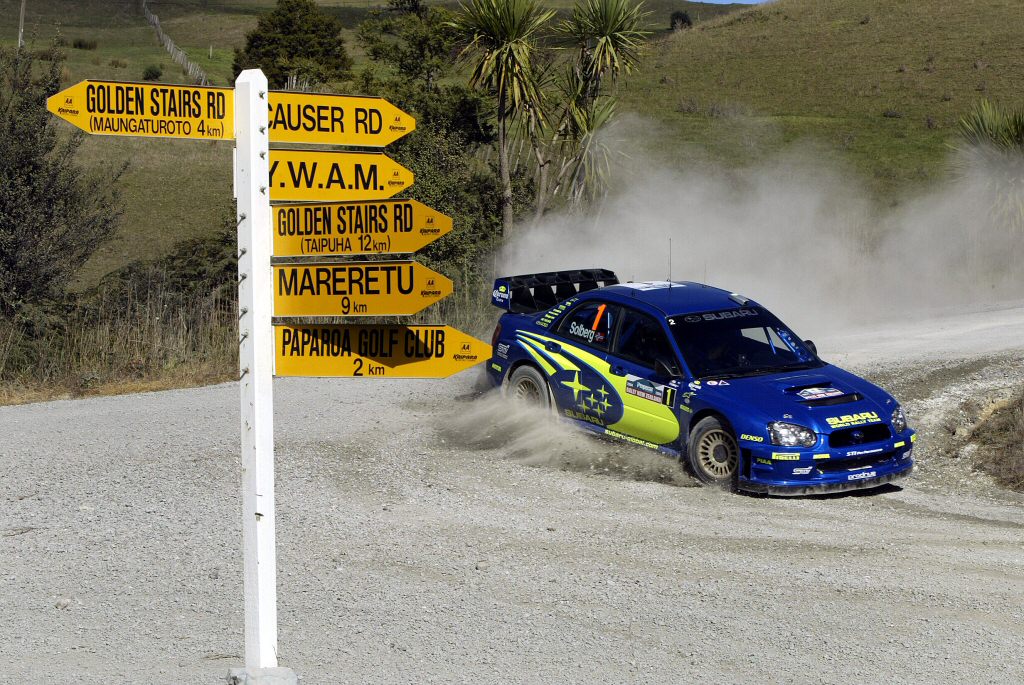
xmin=269 ymin=149 xmax=414 ymax=202
xmin=275 ymin=325 xmax=490 ymax=378
xmin=272 ymin=199 xmax=452 ymax=257
xmin=48 ymin=71 xmax=491 ymax=683
xmin=272 ymin=261 xmax=452 ymax=317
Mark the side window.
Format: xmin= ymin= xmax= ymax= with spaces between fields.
xmin=556 ymin=301 xmax=617 ymax=351
xmin=615 ymin=308 xmax=676 ymax=370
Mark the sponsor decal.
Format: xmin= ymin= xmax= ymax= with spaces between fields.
xmin=740 ymin=434 xmax=764 ymax=443
xmin=793 ymin=466 xmax=813 ymax=475
xmin=492 ymin=284 xmax=510 ymax=304
xmin=797 ymin=386 xmax=844 ymax=401
xmin=688 ymin=381 xmax=701 ymax=392
xmin=706 ymin=380 xmax=730 ymax=386
xmin=604 ymin=428 xmax=659 ymax=450
xmin=813 ymin=453 xmax=830 ymax=460
xmin=490 ymin=362 xmax=502 ymax=372
xmin=845 ymin=447 xmax=884 ymax=457
xmin=496 ymin=342 xmax=510 ymax=359
xmin=772 ymin=453 xmax=801 ymax=461
xmin=552 ymin=364 xmax=623 ymax=427
xmin=910 ymin=434 xmax=918 ymax=443
xmin=755 ymin=457 xmax=772 ymax=466
xmin=568 ymin=321 xmax=597 ymax=344
xmin=625 ymin=375 xmax=675 ymax=406
xmin=826 ymin=411 xmax=881 ymax=429
xmin=847 ymin=470 xmax=877 ymax=481
xmin=629 ymin=281 xmax=675 ymax=291
xmin=683 ymin=308 xmax=759 ymax=322
xmin=893 ymin=440 xmax=905 ymax=448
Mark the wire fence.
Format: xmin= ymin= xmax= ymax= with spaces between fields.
xmin=139 ymin=0 xmax=210 ymax=86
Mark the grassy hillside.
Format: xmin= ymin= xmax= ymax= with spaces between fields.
xmin=622 ymin=0 xmax=1024 ymax=188
xmin=4 ymin=0 xmax=1022 ymax=284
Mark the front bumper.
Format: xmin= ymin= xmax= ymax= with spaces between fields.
xmin=738 ymin=430 xmax=916 ymax=495
xmin=739 ymin=461 xmax=912 ymax=496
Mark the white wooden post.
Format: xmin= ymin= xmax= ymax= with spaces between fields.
xmin=234 ymin=69 xmax=278 ymax=671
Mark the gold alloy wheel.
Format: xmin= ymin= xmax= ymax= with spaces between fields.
xmin=696 ymin=428 xmax=739 ymax=479
xmin=512 ymin=376 xmax=543 ymax=404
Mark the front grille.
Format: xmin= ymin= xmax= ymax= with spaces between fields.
xmin=816 ymin=450 xmax=895 ymax=472
xmin=828 ymin=423 xmax=891 ymax=448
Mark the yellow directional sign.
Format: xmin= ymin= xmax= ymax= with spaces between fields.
xmin=47 ymin=80 xmax=233 ymax=140
xmin=267 ymin=92 xmax=414 ymax=147
xmin=273 ymin=261 xmax=451 ymax=317
xmin=272 ymin=200 xmax=452 ymax=257
xmin=269 ymin=149 xmax=413 ymax=202
xmin=275 ymin=324 xmax=491 ymax=378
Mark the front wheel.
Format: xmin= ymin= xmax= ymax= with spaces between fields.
xmin=685 ymin=416 xmax=739 ymax=487
xmin=506 ymin=365 xmax=551 ymax=410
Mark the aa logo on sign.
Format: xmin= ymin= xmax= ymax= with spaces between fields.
xmin=461 ymin=343 xmax=471 ymax=351
xmin=427 ymin=278 xmax=435 ymax=286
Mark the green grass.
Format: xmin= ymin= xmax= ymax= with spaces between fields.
xmin=621 ymin=0 xmax=1024 ymax=190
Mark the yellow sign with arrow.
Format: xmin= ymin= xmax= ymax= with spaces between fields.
xmin=47 ymin=80 xmax=233 ymax=141
xmin=272 ymin=199 xmax=452 ymax=257
xmin=275 ymin=324 xmax=490 ymax=378
xmin=273 ymin=261 xmax=451 ymax=317
xmin=269 ymin=149 xmax=414 ymax=202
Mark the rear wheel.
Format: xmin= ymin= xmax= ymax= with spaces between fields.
xmin=686 ymin=416 xmax=739 ymax=487
xmin=506 ymin=365 xmax=551 ymax=410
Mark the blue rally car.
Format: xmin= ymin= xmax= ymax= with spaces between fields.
xmin=486 ymin=269 xmax=915 ymax=495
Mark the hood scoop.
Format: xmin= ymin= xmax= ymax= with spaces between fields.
xmin=785 ymin=382 xmax=862 ymax=407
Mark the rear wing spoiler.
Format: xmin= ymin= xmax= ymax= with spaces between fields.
xmin=491 ymin=268 xmax=619 ymax=314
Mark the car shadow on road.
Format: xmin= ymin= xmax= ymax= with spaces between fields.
xmin=756 ymin=484 xmax=905 ymax=501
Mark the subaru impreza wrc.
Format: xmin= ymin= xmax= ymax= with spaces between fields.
xmin=485 ymin=269 xmax=915 ymax=495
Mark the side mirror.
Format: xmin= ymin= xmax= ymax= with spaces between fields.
xmin=804 ymin=339 xmax=818 ymax=356
xmin=655 ymin=358 xmax=682 ymax=378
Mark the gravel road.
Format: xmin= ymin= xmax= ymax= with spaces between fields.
xmin=2 ymin=305 xmax=1023 ymax=684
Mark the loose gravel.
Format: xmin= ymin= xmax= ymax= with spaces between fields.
xmin=1 ymin=307 xmax=1023 ymax=684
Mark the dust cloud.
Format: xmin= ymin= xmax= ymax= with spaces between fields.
xmin=498 ymin=116 xmax=1024 ymax=338
xmin=437 ymin=393 xmax=696 ymax=486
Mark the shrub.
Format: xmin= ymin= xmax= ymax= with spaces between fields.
xmin=72 ymin=38 xmax=97 ymax=50
xmin=670 ymin=10 xmax=692 ymax=31
xmin=0 ymin=47 xmax=123 ymax=318
xmin=970 ymin=389 xmax=1024 ymax=491
xmin=232 ymin=0 xmax=353 ymax=89
xmin=142 ymin=64 xmax=162 ymax=81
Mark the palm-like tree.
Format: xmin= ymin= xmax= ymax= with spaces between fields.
xmin=451 ymin=0 xmax=555 ymax=233
xmin=558 ymin=0 xmax=649 ymax=103
xmin=955 ymin=99 xmax=1024 ymax=233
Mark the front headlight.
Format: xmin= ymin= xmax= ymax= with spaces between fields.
xmin=768 ymin=421 xmax=817 ymax=448
xmin=891 ymin=406 xmax=907 ymax=433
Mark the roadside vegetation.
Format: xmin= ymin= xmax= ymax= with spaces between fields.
xmin=1 ymin=0 xmax=1023 ymax=409
xmin=969 ymin=389 xmax=1024 ymax=492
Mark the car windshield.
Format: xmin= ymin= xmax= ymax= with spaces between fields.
xmin=668 ymin=307 xmax=822 ymax=379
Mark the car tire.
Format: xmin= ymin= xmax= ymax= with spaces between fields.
xmin=506 ymin=365 xmax=551 ymax=410
xmin=686 ymin=416 xmax=740 ymax=488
